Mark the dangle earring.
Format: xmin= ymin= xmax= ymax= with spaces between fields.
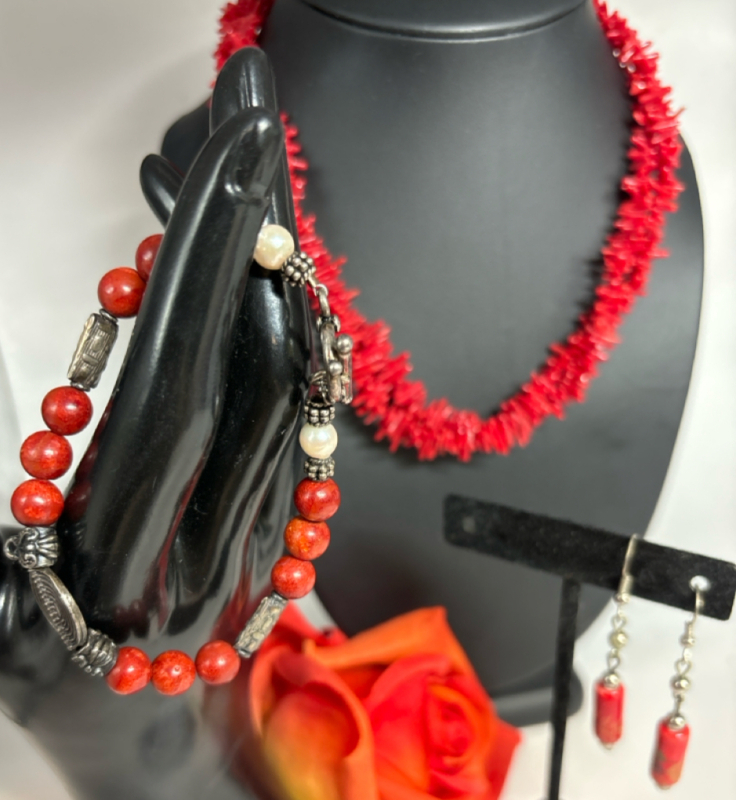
xmin=651 ymin=576 xmax=709 ymax=789
xmin=594 ymin=534 xmax=639 ymax=748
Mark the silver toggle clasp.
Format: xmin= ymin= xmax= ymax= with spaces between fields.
xmin=317 ymin=315 xmax=353 ymax=405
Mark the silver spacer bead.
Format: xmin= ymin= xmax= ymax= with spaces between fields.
xmin=304 ymin=456 xmax=335 ymax=482
xmin=71 ymin=629 xmax=118 ymax=677
xmin=609 ymin=629 xmax=628 ymax=649
xmin=282 ymin=251 xmax=316 ymax=287
xmin=603 ymin=672 xmax=621 ymax=689
xmin=304 ymin=398 xmax=336 ymax=426
xmin=668 ymin=714 xmax=687 ymax=731
xmin=671 ymin=676 xmax=691 ymax=693
xmin=3 ymin=527 xmax=59 ymax=569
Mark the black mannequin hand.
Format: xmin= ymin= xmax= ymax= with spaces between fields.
xmin=0 ymin=48 xmax=309 ymax=800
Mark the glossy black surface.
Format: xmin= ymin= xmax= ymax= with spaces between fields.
xmin=0 ymin=49 xmax=309 ymax=799
xmin=303 ymin=0 xmax=585 ymax=37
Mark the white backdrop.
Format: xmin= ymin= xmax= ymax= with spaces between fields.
xmin=0 ymin=1 xmax=734 ymax=798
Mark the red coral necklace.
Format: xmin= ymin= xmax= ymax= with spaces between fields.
xmin=216 ymin=0 xmax=683 ymax=462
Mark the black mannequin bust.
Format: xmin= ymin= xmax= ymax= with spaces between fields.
xmin=161 ymin=0 xmax=703 ymax=725
xmin=252 ymin=0 xmax=703 ymax=721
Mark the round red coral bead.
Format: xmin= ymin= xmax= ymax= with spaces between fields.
xmin=293 ymin=478 xmax=341 ymax=522
xmin=11 ymin=479 xmax=64 ymax=526
xmin=42 ymin=386 xmax=93 ymax=435
xmin=271 ymin=556 xmax=316 ymax=599
xmin=284 ymin=516 xmax=331 ymax=561
xmin=20 ymin=431 xmax=73 ymax=480
xmin=105 ymin=646 xmax=152 ymax=695
xmin=195 ymin=640 xmax=241 ymax=685
xmin=98 ymin=267 xmax=145 ymax=318
xmin=151 ymin=650 xmax=196 ymax=696
xmin=135 ymin=233 xmax=163 ymax=282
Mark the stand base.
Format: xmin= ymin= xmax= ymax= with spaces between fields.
xmin=494 ymin=667 xmax=583 ymax=728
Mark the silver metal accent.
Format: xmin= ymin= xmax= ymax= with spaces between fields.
xmin=234 ymin=593 xmax=288 ymax=657
xmin=67 ymin=311 xmax=118 ymax=390
xmin=3 ymin=527 xmax=59 ymax=569
xmin=281 ymin=251 xmax=316 ymax=287
xmin=601 ymin=535 xmax=639 ymax=691
xmin=304 ymin=456 xmax=335 ymax=482
xmin=71 ymin=629 xmax=118 ymax=677
xmin=305 ymin=397 xmax=335 ymax=426
xmin=667 ymin=580 xmax=708 ymax=724
xmin=313 ymin=317 xmax=353 ymax=405
xmin=29 ymin=568 xmax=88 ymax=650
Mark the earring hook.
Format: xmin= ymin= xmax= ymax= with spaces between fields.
xmin=616 ymin=533 xmax=640 ymax=602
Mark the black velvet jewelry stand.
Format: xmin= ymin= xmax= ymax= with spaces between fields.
xmin=444 ymin=495 xmax=736 ymax=800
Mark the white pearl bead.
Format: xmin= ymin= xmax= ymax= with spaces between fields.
xmin=254 ymin=224 xmax=295 ymax=270
xmin=299 ymin=423 xmax=338 ymax=459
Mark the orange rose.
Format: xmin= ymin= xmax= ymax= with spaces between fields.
xmin=232 ymin=604 xmax=521 ymax=800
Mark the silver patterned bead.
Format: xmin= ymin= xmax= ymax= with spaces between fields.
xmin=71 ymin=629 xmax=118 ymax=677
xmin=234 ymin=593 xmax=288 ymax=657
xmin=67 ymin=311 xmax=118 ymax=391
xmin=29 ymin=568 xmax=87 ymax=650
xmin=3 ymin=527 xmax=59 ymax=569
xmin=281 ymin=252 xmax=316 ymax=287
xmin=304 ymin=398 xmax=336 ymax=426
xmin=304 ymin=456 xmax=335 ymax=481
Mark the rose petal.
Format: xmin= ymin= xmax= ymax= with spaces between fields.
xmin=261 ymin=602 xmax=347 ymax=658
xmin=485 ymin=720 xmax=523 ymax=800
xmin=307 ymin=607 xmax=472 ymax=675
xmin=252 ymin=647 xmax=378 ymax=800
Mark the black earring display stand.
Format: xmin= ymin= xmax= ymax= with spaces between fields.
xmin=443 ymin=495 xmax=736 ymax=800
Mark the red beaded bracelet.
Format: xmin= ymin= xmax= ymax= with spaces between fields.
xmin=3 ymin=223 xmax=353 ymax=696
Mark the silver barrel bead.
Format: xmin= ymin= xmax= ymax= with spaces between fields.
xmin=67 ymin=310 xmax=118 ymax=390
xmin=234 ymin=593 xmax=288 ymax=658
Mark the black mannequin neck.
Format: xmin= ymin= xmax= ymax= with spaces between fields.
xmin=302 ymin=0 xmax=585 ymax=37
xmin=262 ymin=0 xmax=630 ymax=408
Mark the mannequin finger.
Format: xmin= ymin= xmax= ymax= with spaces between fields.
xmin=55 ymin=108 xmax=284 ymax=635
xmin=161 ymin=100 xmax=210 ymax=175
xmin=211 ymin=47 xmax=278 ymax=133
xmin=212 ymin=47 xmax=297 ymax=237
xmin=139 ymin=154 xmax=183 ymax=226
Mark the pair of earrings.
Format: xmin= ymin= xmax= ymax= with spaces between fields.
xmin=594 ymin=534 xmax=709 ymax=789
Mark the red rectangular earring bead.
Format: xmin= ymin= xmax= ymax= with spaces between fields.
xmin=651 ymin=717 xmax=690 ymax=789
xmin=595 ymin=679 xmax=624 ymax=748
